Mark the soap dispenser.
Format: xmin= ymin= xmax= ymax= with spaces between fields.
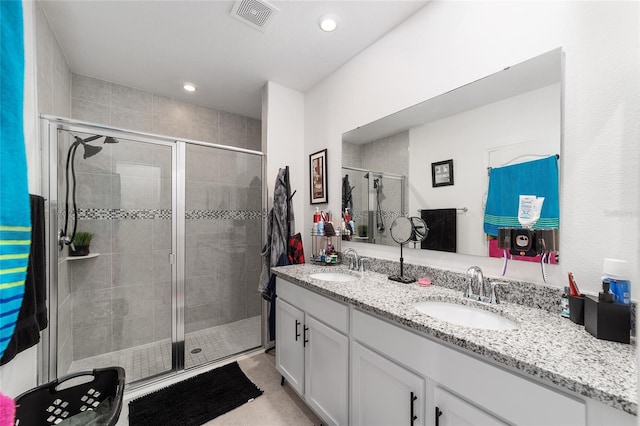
xmin=584 ymin=280 xmax=631 ymax=344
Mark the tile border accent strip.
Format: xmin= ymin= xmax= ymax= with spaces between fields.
xmin=62 ymin=208 xmax=265 ymax=221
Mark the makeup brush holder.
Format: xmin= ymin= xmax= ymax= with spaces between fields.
xmin=584 ymin=295 xmax=631 ymax=344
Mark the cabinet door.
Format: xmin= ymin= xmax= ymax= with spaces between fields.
xmin=305 ymin=315 xmax=349 ymax=426
xmin=275 ymin=298 xmax=304 ymax=395
xmin=434 ymin=387 xmax=507 ymax=426
xmin=352 ymin=342 xmax=425 ymax=426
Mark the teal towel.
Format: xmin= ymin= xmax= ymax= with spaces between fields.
xmin=0 ymin=0 xmax=31 ymax=358
xmin=484 ymin=156 xmax=559 ymax=236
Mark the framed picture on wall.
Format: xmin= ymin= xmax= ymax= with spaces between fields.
xmin=431 ymin=159 xmax=454 ymax=187
xmin=310 ymin=149 xmax=328 ymax=204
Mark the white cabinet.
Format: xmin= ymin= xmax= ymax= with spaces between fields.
xmin=275 ymin=298 xmax=304 ymax=395
xmin=434 ymin=387 xmax=507 ymax=426
xmin=351 ymin=309 xmax=587 ymax=426
xmin=275 ymin=278 xmax=349 ymax=426
xmin=351 ymin=342 xmax=425 ymax=426
xmin=305 ymin=315 xmax=349 ymax=425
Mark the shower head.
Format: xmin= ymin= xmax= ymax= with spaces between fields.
xmin=83 ymin=144 xmax=103 ymax=159
xmin=73 ymin=135 xmax=103 ymax=159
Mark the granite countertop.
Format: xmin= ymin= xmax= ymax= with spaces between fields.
xmin=272 ymin=263 xmax=637 ymax=416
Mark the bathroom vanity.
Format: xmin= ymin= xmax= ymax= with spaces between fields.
xmin=273 ymin=264 xmax=636 ymax=426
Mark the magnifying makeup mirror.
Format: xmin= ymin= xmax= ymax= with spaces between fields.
xmin=389 ymin=217 xmax=429 ymax=283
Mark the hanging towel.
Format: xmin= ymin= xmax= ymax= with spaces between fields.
xmin=484 ymin=155 xmax=559 ymax=236
xmin=0 ymin=0 xmax=32 ymax=359
xmin=420 ymin=209 xmax=457 ymax=253
xmin=258 ymin=168 xmax=289 ymax=295
xmin=1 ymin=195 xmax=47 ymax=366
xmin=342 ymin=175 xmax=353 ymax=213
xmin=265 ymin=253 xmax=289 ymax=342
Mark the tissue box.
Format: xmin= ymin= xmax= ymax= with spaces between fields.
xmin=584 ymin=295 xmax=630 ymax=344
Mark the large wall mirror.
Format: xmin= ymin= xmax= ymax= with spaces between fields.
xmin=342 ymin=48 xmax=562 ymax=262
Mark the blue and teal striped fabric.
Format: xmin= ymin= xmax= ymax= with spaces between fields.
xmin=0 ymin=0 xmax=31 ymax=358
xmin=484 ymin=155 xmax=559 ymax=237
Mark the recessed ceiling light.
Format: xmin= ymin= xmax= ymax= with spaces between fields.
xmin=183 ymin=83 xmax=197 ymax=92
xmin=318 ymin=15 xmax=338 ymax=32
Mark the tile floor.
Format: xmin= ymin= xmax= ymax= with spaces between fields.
xmin=116 ymin=350 xmax=323 ymax=425
xmin=69 ymin=316 xmax=261 ymax=383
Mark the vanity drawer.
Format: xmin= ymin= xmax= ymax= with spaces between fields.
xmin=276 ymin=278 xmax=349 ymax=334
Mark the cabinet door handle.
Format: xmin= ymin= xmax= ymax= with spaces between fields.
xmin=303 ymin=326 xmax=309 ymax=347
xmin=435 ymin=406 xmax=443 ymax=426
xmin=295 ymin=320 xmax=301 ymax=341
xmin=410 ymin=391 xmax=418 ymax=425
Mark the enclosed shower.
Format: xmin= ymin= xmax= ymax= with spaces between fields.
xmin=43 ymin=118 xmax=264 ymax=385
xmin=342 ymin=166 xmax=405 ymax=245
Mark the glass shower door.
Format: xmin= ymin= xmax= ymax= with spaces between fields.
xmin=56 ymin=128 xmax=175 ymax=384
xmin=183 ymin=143 xmax=263 ymax=369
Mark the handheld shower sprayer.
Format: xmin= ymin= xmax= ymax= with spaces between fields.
xmin=59 ymin=133 xmax=119 ymax=250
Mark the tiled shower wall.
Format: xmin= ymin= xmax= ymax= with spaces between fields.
xmin=342 ymin=132 xmax=408 ymax=246
xmin=59 ymin=48 xmax=262 ymax=364
xmin=70 ymin=74 xmax=261 ymax=151
xmin=60 ymin=134 xmax=262 ymax=361
xmin=184 ymin=144 xmax=262 ymax=334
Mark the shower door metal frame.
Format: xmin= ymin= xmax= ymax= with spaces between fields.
xmin=341 ymin=166 xmax=406 ymax=244
xmin=40 ymin=117 xmax=179 ymax=383
xmin=39 ymin=116 xmax=265 ymax=386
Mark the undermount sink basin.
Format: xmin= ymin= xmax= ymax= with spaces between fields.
xmin=413 ymin=301 xmax=519 ymax=330
xmin=309 ymin=272 xmax=359 ymax=282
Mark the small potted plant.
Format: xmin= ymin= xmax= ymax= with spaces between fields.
xmin=70 ymin=231 xmax=95 ymax=256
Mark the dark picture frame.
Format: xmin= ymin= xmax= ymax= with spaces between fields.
xmin=431 ymin=159 xmax=454 ymax=187
xmin=310 ymin=149 xmax=328 ymax=204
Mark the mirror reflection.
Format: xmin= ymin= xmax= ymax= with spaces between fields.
xmin=342 ymin=48 xmax=562 ymax=262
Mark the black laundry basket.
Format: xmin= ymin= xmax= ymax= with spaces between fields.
xmin=14 ymin=366 xmax=125 ymax=426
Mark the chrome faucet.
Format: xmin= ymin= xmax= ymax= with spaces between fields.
xmin=465 ymin=266 xmax=486 ymax=301
xmin=488 ymin=281 xmax=509 ymax=304
xmin=342 ymin=248 xmax=360 ymax=271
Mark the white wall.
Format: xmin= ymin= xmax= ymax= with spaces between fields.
xmin=264 ymin=82 xmax=304 ymax=234
xmin=0 ymin=0 xmax=39 ymax=398
xmin=304 ymin=1 xmax=639 ymax=295
xmin=409 ymin=84 xmax=560 ymax=256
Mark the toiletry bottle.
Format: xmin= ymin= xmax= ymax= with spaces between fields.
xmin=602 ymin=258 xmax=631 ymax=305
xmin=314 ymin=207 xmax=320 ymax=223
xmin=317 ymin=218 xmax=324 ymax=236
xmin=560 ymin=287 xmax=570 ymax=318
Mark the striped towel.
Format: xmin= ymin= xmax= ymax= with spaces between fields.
xmin=484 ymin=155 xmax=559 ymax=237
xmin=1 ymin=0 xmax=31 ymax=358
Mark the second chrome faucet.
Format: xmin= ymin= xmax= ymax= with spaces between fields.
xmin=464 ymin=266 xmax=505 ymax=304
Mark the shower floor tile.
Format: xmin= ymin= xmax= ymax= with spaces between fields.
xmin=68 ymin=315 xmax=261 ymax=383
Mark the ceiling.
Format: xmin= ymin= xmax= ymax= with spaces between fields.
xmin=41 ymin=0 xmax=428 ymax=119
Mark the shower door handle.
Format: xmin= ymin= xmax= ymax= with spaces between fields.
xmin=295 ymin=320 xmax=301 ymax=341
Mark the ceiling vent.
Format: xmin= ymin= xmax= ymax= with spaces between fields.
xmin=230 ymin=0 xmax=279 ymax=33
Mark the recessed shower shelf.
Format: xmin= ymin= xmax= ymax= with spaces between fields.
xmin=66 ymin=253 xmax=100 ymax=261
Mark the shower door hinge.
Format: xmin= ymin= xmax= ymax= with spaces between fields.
xmin=169 ymin=253 xmax=175 ymax=264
